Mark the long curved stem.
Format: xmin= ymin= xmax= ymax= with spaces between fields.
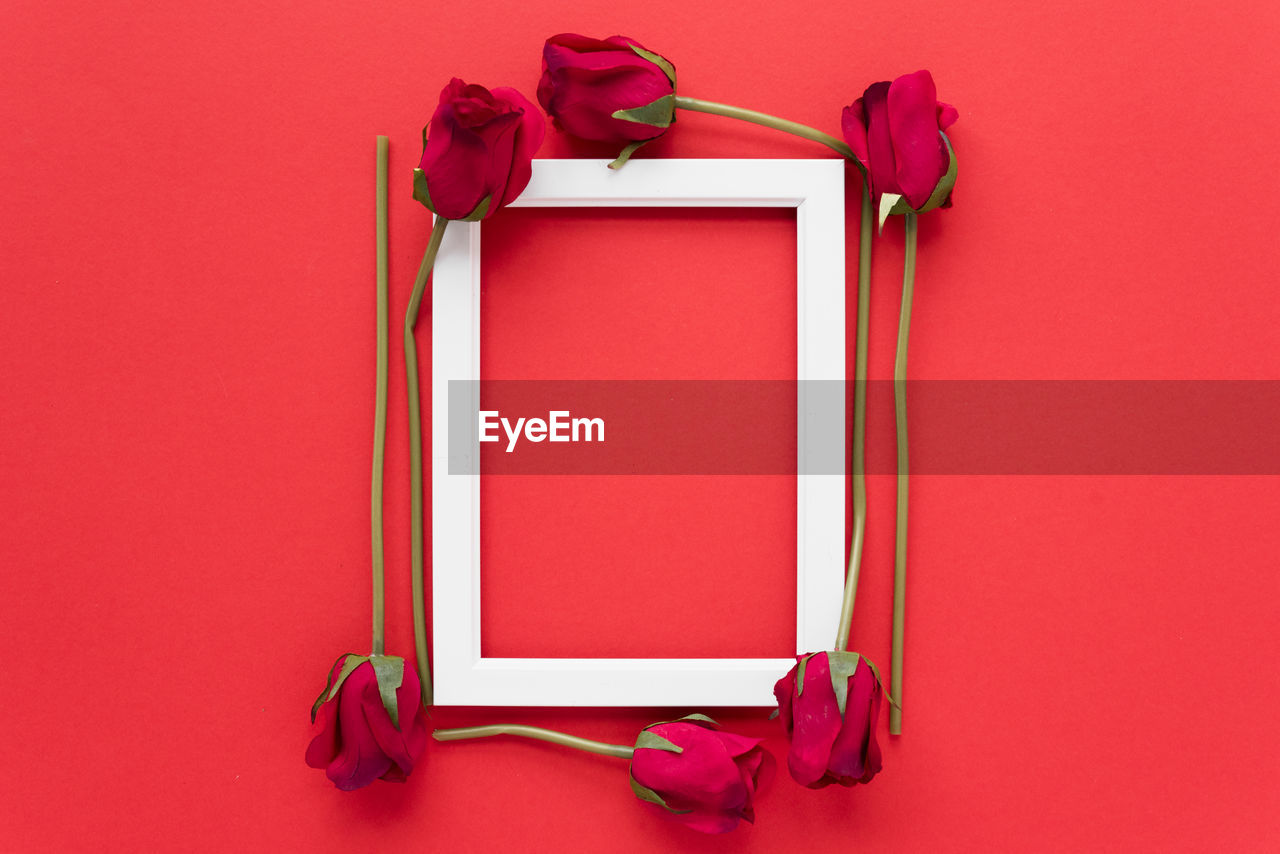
xmin=371 ymin=136 xmax=389 ymax=656
xmin=835 ymin=188 xmax=873 ymax=651
xmin=433 ymin=725 xmax=635 ymax=759
xmin=405 ymin=216 xmax=449 ymax=707
xmin=890 ymin=213 xmax=917 ymax=735
xmin=673 ymin=96 xmax=857 ymax=161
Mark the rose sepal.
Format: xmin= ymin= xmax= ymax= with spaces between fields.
xmin=412 ymin=168 xmax=492 ymax=222
xmin=793 ymin=650 xmax=893 ymax=714
xmin=310 ymin=652 xmax=409 ymax=731
xmin=412 ymin=167 xmax=434 ymax=213
xmin=627 ymin=42 xmax=676 ymax=86
xmin=612 ymin=94 xmax=676 ymax=129
xmin=877 ymin=131 xmax=957 ymax=230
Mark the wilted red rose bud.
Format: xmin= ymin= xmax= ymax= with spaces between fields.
xmin=773 ymin=651 xmax=884 ymax=788
xmin=537 ymin=33 xmax=676 ymax=167
xmin=628 ymin=714 xmax=771 ymax=834
xmin=413 ymin=78 xmax=545 ymax=221
xmin=306 ymin=653 xmax=428 ymax=791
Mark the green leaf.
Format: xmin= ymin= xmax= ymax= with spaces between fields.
xmin=608 ymin=140 xmax=647 ymax=170
xmin=627 ymin=43 xmax=676 ymax=86
xmin=796 ymin=654 xmax=810 ymax=696
xmin=768 ymin=708 xmax=779 ymax=720
xmin=629 ymin=775 xmax=691 ymax=815
xmin=460 ymin=194 xmax=491 ymax=222
xmin=368 ymin=654 xmax=405 ymax=731
xmin=635 ymin=731 xmax=683 ymax=754
xmin=311 ymin=654 xmax=367 ymax=721
xmin=612 ymin=94 xmax=676 ymax=129
xmin=826 ymin=651 xmax=862 ymax=717
xmin=412 ymin=168 xmax=435 ymax=214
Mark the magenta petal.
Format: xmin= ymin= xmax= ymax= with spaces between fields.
xmin=734 ymin=742 xmax=772 ymax=804
xmin=860 ymin=82 xmax=899 ymax=203
xmin=786 ymin=652 xmax=843 ymax=788
xmin=827 ymin=662 xmax=877 ymax=781
xmin=549 ymin=64 xmax=671 ymax=142
xmin=364 ymin=666 xmax=427 ymax=778
xmin=710 ymin=729 xmax=764 ymax=759
xmin=859 ymin=688 xmax=884 ymax=783
xmin=325 ymin=673 xmax=393 ymax=790
xmin=674 ymin=809 xmax=742 ymax=834
xmin=841 ymin=99 xmax=870 ymax=171
xmin=773 ymin=662 xmax=799 ymax=738
xmin=420 ymin=113 xmax=490 ymax=219
xmin=937 ymin=101 xmax=959 ymax=130
xmin=490 ymin=87 xmax=544 ymax=207
xmin=304 ymin=697 xmax=340 ymax=770
xmin=477 ymin=111 xmax=520 ymax=215
xmin=886 ymin=70 xmax=949 ymax=208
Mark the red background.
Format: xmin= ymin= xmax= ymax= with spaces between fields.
xmin=3 ymin=0 xmax=1279 ymax=851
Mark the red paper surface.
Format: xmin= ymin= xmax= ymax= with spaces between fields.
xmin=3 ymin=1 xmax=1279 ymax=851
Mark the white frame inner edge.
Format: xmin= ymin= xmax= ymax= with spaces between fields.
xmin=432 ymin=158 xmax=845 ymax=706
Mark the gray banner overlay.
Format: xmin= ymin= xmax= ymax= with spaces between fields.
xmin=446 ymin=381 xmax=1280 ymax=475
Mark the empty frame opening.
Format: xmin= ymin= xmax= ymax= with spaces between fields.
xmin=476 ymin=207 xmax=799 ymax=658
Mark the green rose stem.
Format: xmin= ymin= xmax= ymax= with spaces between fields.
xmin=371 ymin=135 xmax=390 ymax=656
xmin=835 ymin=189 xmax=873 ymax=651
xmin=404 ymin=215 xmax=450 ymax=707
xmin=433 ymin=725 xmax=635 ymax=759
xmin=672 ymin=96 xmax=855 ymax=160
xmin=666 ymin=96 xmax=875 ymax=650
xmin=889 ymin=212 xmax=918 ymax=735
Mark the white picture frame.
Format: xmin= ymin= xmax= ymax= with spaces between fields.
xmin=432 ymin=158 xmax=845 ymax=706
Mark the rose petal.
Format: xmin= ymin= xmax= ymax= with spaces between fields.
xmin=786 ymin=652 xmax=843 ymax=788
xmin=545 ymin=40 xmax=667 ymax=73
xmin=364 ymin=664 xmax=427 ymax=778
xmin=860 ymin=82 xmax=899 ymax=204
xmin=420 ymin=109 xmax=490 ymax=219
xmin=840 ymin=99 xmax=870 ymax=172
xmin=324 ymin=665 xmax=393 ymax=791
xmin=304 ymin=694 xmax=340 ymax=770
xmin=772 ymin=660 xmax=799 ymax=738
xmin=490 ymin=87 xmax=544 ymax=208
xmin=937 ymin=101 xmax=959 ymax=130
xmin=886 ymin=70 xmax=950 ymax=208
xmin=858 ymin=687 xmax=883 ymax=783
xmin=709 ymin=728 xmax=765 ymax=760
xmin=827 ymin=660 xmax=877 ymax=781
xmin=672 ymin=809 xmax=742 ymax=834
xmin=546 ymin=65 xmax=672 ymax=142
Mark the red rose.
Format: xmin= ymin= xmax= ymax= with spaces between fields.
xmin=842 ymin=70 xmax=958 ymax=215
xmin=306 ymin=653 xmax=428 ymax=790
xmin=413 ymin=78 xmax=545 ymax=221
xmin=537 ymin=33 xmax=676 ymax=147
xmin=628 ymin=715 xmax=771 ymax=834
xmin=773 ymin=651 xmax=883 ymax=788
